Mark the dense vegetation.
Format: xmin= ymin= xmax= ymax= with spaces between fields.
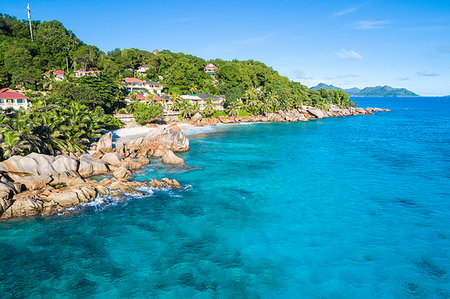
xmin=0 ymin=13 xmax=357 ymax=157
xmin=0 ymin=103 xmax=121 ymax=160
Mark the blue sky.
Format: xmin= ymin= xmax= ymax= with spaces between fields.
xmin=2 ymin=0 xmax=450 ymax=95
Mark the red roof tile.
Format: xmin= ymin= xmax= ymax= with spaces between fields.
xmin=0 ymin=88 xmax=28 ymax=99
xmin=126 ymin=94 xmax=146 ymax=99
xmin=124 ymin=78 xmax=144 ymax=83
xmin=205 ymin=63 xmax=218 ymax=69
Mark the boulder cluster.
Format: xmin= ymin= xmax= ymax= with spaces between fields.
xmin=0 ymin=125 xmax=190 ymax=220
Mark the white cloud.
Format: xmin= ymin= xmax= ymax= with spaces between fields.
xmin=417 ymin=71 xmax=439 ymax=77
xmin=336 ymin=49 xmax=363 ymax=60
xmin=333 ymin=1 xmax=370 ymax=17
xmin=395 ymin=76 xmax=410 ymax=81
xmin=354 ymin=20 xmax=390 ymax=30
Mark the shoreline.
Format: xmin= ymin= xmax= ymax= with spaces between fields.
xmin=0 ymin=105 xmax=390 ymax=220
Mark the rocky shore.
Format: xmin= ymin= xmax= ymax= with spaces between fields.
xmin=0 ymin=125 xmax=189 ymax=220
xmin=0 ymin=105 xmax=390 ymax=220
xmin=167 ymin=105 xmax=390 ymax=126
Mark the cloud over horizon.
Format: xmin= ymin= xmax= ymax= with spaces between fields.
xmin=417 ymin=71 xmax=439 ymax=77
xmin=336 ymin=49 xmax=363 ymax=59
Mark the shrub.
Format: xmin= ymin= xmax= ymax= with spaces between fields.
xmin=238 ymin=110 xmax=251 ymax=117
xmin=210 ymin=110 xmax=227 ymax=118
xmin=132 ymin=102 xmax=164 ymax=125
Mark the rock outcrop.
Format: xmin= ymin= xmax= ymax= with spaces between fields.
xmin=162 ymin=150 xmax=184 ymax=165
xmin=96 ymin=132 xmax=113 ymax=152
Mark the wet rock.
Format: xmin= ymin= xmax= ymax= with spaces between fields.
xmin=150 ymin=179 xmax=164 ymax=188
xmin=0 ymin=196 xmax=43 ymax=219
xmin=161 ymin=178 xmax=182 ymax=188
xmin=162 ymin=150 xmax=184 ymax=165
xmin=94 ymin=185 xmax=110 ymax=196
xmin=137 ymin=157 xmax=150 ymax=165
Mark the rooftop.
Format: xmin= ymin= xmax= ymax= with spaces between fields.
xmin=0 ymin=88 xmax=28 ymax=99
xmin=124 ymin=77 xmax=144 ymax=83
xmin=204 ymin=63 xmax=218 ymax=69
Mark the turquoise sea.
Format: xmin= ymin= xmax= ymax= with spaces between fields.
xmin=1 ymin=97 xmax=449 ymax=298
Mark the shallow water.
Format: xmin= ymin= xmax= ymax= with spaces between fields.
xmin=1 ymin=97 xmax=449 ymax=298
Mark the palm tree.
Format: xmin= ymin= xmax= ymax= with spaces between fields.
xmin=42 ymin=72 xmax=55 ymax=91
xmin=203 ymin=98 xmax=216 ymax=116
xmin=189 ymin=85 xmax=198 ymax=95
xmin=225 ymin=101 xmax=240 ymax=117
xmin=1 ymin=131 xmax=21 ymax=159
xmin=179 ymin=99 xmax=195 ymax=119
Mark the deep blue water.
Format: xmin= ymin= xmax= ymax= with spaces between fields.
xmin=1 ymin=97 xmax=449 ymax=298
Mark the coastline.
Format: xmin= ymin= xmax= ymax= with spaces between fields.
xmin=0 ymin=105 xmax=390 ymax=220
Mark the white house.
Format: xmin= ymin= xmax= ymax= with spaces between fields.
xmin=43 ymin=70 xmax=65 ymax=81
xmin=74 ymin=69 xmax=102 ymax=78
xmin=204 ymin=63 xmax=218 ymax=75
xmin=136 ymin=64 xmax=149 ymax=76
xmin=0 ymin=88 xmax=30 ymax=110
xmin=123 ymin=78 xmax=163 ymax=95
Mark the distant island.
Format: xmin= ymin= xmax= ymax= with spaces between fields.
xmin=310 ymin=83 xmax=419 ymax=97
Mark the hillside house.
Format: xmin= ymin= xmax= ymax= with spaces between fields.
xmin=123 ymin=78 xmax=163 ymax=95
xmin=0 ymin=88 xmax=30 ymax=110
xmin=43 ymin=70 xmax=65 ymax=81
xmin=204 ymin=63 xmax=218 ymax=75
xmin=137 ymin=64 xmax=149 ymax=76
xmin=74 ymin=69 xmax=102 ymax=78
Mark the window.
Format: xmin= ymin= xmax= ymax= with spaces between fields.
xmin=17 ymin=99 xmax=23 ymax=104
xmin=0 ymin=99 xmax=3 ymax=104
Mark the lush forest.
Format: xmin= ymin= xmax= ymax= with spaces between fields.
xmin=0 ymin=13 xmax=356 ymax=158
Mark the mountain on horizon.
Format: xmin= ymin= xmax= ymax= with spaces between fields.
xmin=311 ymin=83 xmax=419 ymax=97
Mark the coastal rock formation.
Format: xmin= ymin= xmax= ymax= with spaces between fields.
xmin=191 ymin=112 xmax=202 ymax=122
xmin=162 ymin=150 xmax=184 ymax=165
xmin=52 ymin=155 xmax=79 ymax=173
xmin=101 ymin=152 xmax=122 ymax=166
xmin=0 ymin=125 xmax=191 ymax=220
xmin=113 ymin=166 xmax=132 ymax=180
xmin=96 ymin=132 xmax=113 ymax=152
xmin=0 ymin=170 xmax=183 ymax=220
xmin=78 ymin=154 xmax=110 ymax=177
xmin=307 ymin=107 xmax=325 ymax=119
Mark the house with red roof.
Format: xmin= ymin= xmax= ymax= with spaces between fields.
xmin=0 ymin=88 xmax=30 ymax=110
xmin=74 ymin=69 xmax=102 ymax=78
xmin=123 ymin=78 xmax=163 ymax=95
xmin=43 ymin=70 xmax=65 ymax=81
xmin=204 ymin=63 xmax=218 ymax=75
